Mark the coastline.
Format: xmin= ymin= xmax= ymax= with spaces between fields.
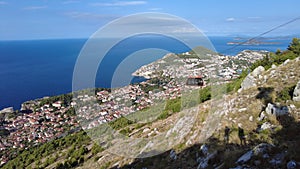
xmin=0 ymin=37 xmax=292 ymax=110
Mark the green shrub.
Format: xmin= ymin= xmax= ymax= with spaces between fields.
xmin=276 ymin=85 xmax=296 ymax=102
xmin=109 ymin=116 xmax=134 ymax=130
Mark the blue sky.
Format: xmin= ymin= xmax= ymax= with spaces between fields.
xmin=1 ymin=0 xmax=300 ymax=40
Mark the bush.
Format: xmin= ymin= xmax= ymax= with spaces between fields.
xmin=199 ymin=86 xmax=211 ymax=103
xmin=91 ymin=144 xmax=104 ymax=155
xmin=109 ymin=116 xmax=134 ymax=130
xmin=165 ymin=98 xmax=181 ymax=113
xmin=276 ymin=85 xmax=296 ymax=102
xmin=157 ymin=110 xmax=170 ymax=120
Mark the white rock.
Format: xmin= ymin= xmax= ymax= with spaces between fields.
xmin=270 ymin=70 xmax=276 ymax=76
xmin=271 ymin=64 xmax=277 ymax=69
xmin=258 ymin=111 xmax=266 ymax=121
xmin=143 ymin=128 xmax=150 ymax=133
xmin=240 ymin=66 xmax=265 ymax=91
xmin=253 ymin=143 xmax=274 ymax=155
xmin=238 ymin=108 xmax=247 ymax=112
xmin=293 ymin=81 xmax=300 ymax=102
xmin=265 ymin=103 xmax=289 ymax=117
xmin=287 ymin=160 xmax=297 ymax=169
xmin=0 ymin=107 xmax=14 ymax=114
xmin=260 ymin=122 xmax=272 ymax=131
xmin=252 ymin=66 xmax=265 ymax=77
xmin=236 ymin=150 xmax=253 ymax=164
xmin=169 ymin=149 xmax=177 ymax=160
xmin=249 ymin=116 xmax=254 ymax=122
xmin=197 ymin=151 xmax=217 ymax=169
xmin=289 ymin=104 xmax=296 ymax=110
xmin=241 ymin=75 xmax=256 ymax=90
xmin=283 ymin=59 xmax=290 ymax=65
xmin=200 ymin=144 xmax=209 ymax=156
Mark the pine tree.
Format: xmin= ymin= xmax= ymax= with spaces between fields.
xmin=288 ymin=38 xmax=300 ymax=55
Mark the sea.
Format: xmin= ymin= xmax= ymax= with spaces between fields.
xmin=0 ymin=36 xmax=293 ymax=110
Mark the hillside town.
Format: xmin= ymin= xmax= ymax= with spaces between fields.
xmin=0 ymin=50 xmax=267 ymax=166
xmin=133 ymin=50 xmax=267 ymax=81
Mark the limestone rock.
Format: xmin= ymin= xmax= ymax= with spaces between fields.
xmin=241 ymin=75 xmax=256 ymax=90
xmin=249 ymin=116 xmax=253 ymax=122
xmin=0 ymin=107 xmax=14 ymax=114
xmin=240 ymin=66 xmax=265 ymax=90
xmin=258 ymin=111 xmax=266 ymax=121
xmin=236 ymin=150 xmax=253 ymax=164
xmin=200 ymin=144 xmax=209 ymax=156
xmin=287 ymin=160 xmax=297 ymax=169
xmin=252 ymin=66 xmax=265 ymax=77
xmin=169 ymin=149 xmax=177 ymax=160
xmin=259 ymin=122 xmax=272 ymax=131
xmin=283 ymin=59 xmax=290 ymax=65
xmin=253 ymin=143 xmax=274 ymax=156
xmin=197 ymin=151 xmax=217 ymax=169
xmin=293 ymin=81 xmax=300 ymax=102
xmin=265 ymin=103 xmax=289 ymax=117
xmin=271 ymin=64 xmax=277 ymax=69
xmin=142 ymin=128 xmax=150 ymax=133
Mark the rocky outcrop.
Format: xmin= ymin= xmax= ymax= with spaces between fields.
xmin=265 ymin=103 xmax=289 ymax=117
xmin=236 ymin=143 xmax=274 ymax=165
xmin=236 ymin=150 xmax=253 ymax=164
xmin=240 ymin=66 xmax=265 ymax=90
xmin=0 ymin=107 xmax=13 ymax=114
xmin=169 ymin=149 xmax=177 ymax=160
xmin=197 ymin=145 xmax=217 ymax=169
xmin=252 ymin=66 xmax=265 ymax=77
xmin=293 ymin=81 xmax=300 ymax=102
xmin=287 ymin=160 xmax=298 ymax=169
xmin=257 ymin=122 xmax=273 ymax=131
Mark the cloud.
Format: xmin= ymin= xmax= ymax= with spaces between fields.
xmin=23 ymin=6 xmax=47 ymax=10
xmin=65 ymin=11 xmax=118 ymax=20
xmin=62 ymin=0 xmax=80 ymax=4
xmin=0 ymin=1 xmax=7 ymax=5
xmin=91 ymin=1 xmax=147 ymax=7
xmin=226 ymin=17 xmax=235 ymax=22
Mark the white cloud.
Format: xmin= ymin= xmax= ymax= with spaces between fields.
xmin=65 ymin=11 xmax=118 ymax=20
xmin=91 ymin=1 xmax=147 ymax=7
xmin=0 ymin=1 xmax=7 ymax=5
xmin=62 ymin=0 xmax=80 ymax=4
xmin=23 ymin=6 xmax=47 ymax=10
xmin=226 ymin=17 xmax=235 ymax=22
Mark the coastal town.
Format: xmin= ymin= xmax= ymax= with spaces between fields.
xmin=0 ymin=49 xmax=267 ymax=166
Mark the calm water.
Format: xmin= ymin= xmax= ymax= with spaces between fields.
xmin=0 ymin=36 xmax=292 ymax=109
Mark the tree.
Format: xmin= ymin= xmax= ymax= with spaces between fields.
xmin=288 ymin=38 xmax=300 ymax=55
xmin=275 ymin=49 xmax=281 ymax=55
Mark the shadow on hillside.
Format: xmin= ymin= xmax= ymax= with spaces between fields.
xmin=271 ymin=114 xmax=300 ymax=162
xmin=109 ymin=137 xmax=254 ymax=169
xmin=256 ymin=87 xmax=274 ymax=105
xmin=109 ymin=113 xmax=300 ymax=169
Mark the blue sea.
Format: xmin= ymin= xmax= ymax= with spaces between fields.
xmin=0 ymin=36 xmax=292 ymax=110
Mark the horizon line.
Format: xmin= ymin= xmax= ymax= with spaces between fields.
xmin=0 ymin=35 xmax=297 ymax=42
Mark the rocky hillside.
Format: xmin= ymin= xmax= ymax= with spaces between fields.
xmin=84 ymin=56 xmax=300 ymax=169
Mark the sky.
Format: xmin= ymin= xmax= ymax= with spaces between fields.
xmin=1 ymin=0 xmax=300 ymax=40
